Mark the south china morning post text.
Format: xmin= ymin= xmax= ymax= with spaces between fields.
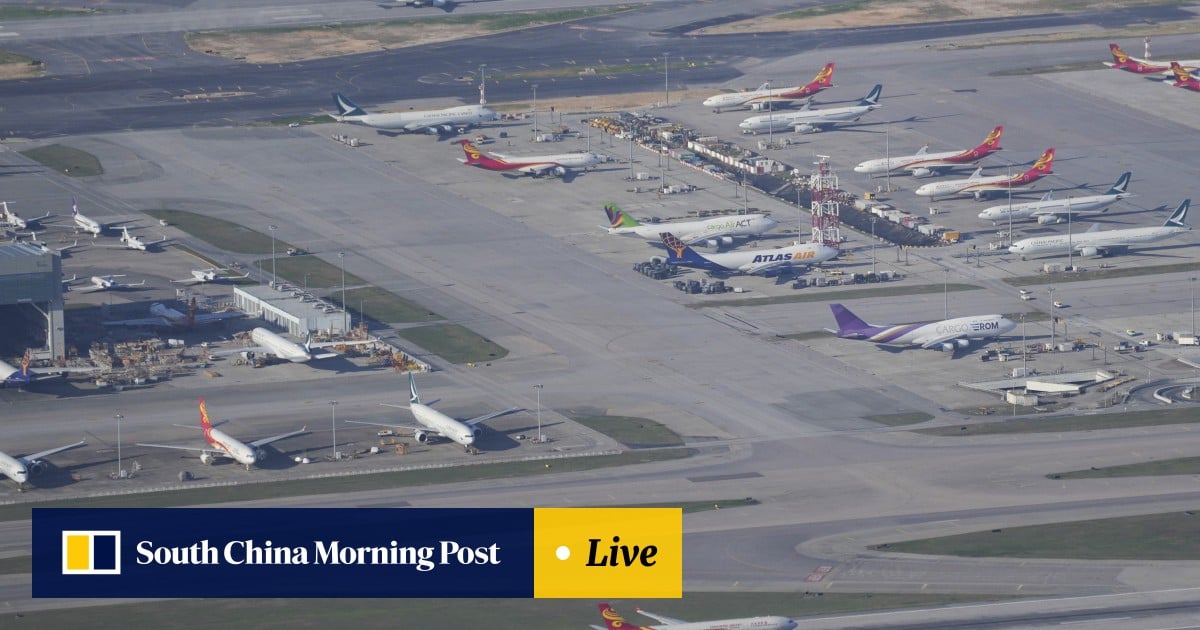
xmin=134 ymin=537 xmax=501 ymax=572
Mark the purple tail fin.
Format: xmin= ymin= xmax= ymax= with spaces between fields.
xmin=830 ymin=304 xmax=869 ymax=332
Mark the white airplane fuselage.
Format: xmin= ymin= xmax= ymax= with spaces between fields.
xmin=249 ymin=327 xmax=311 ymax=363
xmin=978 ymin=193 xmax=1127 ymax=223
xmin=1008 ymin=225 xmax=1188 ymax=258
xmin=739 ymin=105 xmax=874 ymax=134
xmin=614 ymin=215 xmax=778 ymax=243
xmin=0 ymin=451 xmax=31 ymax=484
xmin=205 ymin=427 xmax=260 ymax=467
xmin=340 ymin=104 xmax=496 ymax=132
xmin=914 ymin=174 xmax=1029 ymax=199
xmin=853 ymin=149 xmax=971 ymax=176
xmin=411 ymin=403 xmax=477 ymax=448
xmin=695 ymin=242 xmax=839 ymax=273
xmin=703 ymin=87 xmax=804 ymax=109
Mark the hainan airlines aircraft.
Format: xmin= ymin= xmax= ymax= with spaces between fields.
xmin=829 ymin=304 xmax=1016 ymax=353
xmin=1167 ymin=62 xmax=1200 ymax=92
xmin=853 ymin=126 xmax=1003 ymax=178
xmin=602 ymin=203 xmax=779 ymax=247
xmin=1008 ymin=199 xmax=1190 ymax=259
xmin=738 ymin=84 xmax=881 ymax=134
xmin=347 ymin=372 xmax=519 ymax=452
xmin=1104 ymin=43 xmax=1200 ymax=74
xmin=138 ymin=399 xmax=308 ymax=470
xmin=0 ymin=440 xmax=87 ymax=488
xmin=70 ymin=196 xmax=105 ymax=236
xmin=331 ymin=87 xmax=496 ymax=135
xmin=978 ymin=172 xmax=1132 ymax=224
xmin=0 ymin=201 xmax=52 ymax=231
xmin=457 ymin=139 xmax=602 ymax=177
xmin=701 ymin=63 xmax=834 ymax=112
xmin=594 ymin=604 xmax=797 ymax=630
xmin=659 ymin=232 xmax=838 ymax=276
xmin=913 ymin=148 xmax=1054 ymax=200
xmin=102 ymin=297 xmax=245 ymax=329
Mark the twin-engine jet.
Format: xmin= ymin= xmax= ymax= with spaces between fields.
xmin=137 ymin=399 xmax=308 ymax=470
xmin=702 ymin=63 xmax=835 ymax=112
xmin=602 ymin=203 xmax=779 ymax=247
xmin=913 ymin=148 xmax=1055 ymax=200
xmin=853 ymin=126 xmax=1003 ymax=178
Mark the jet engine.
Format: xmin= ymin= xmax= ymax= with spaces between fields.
xmin=27 ymin=460 xmax=47 ymax=475
xmin=1078 ymin=246 xmax=1101 ymax=257
xmin=1037 ymin=214 xmax=1063 ymax=225
xmin=910 ymin=167 xmax=934 ymax=179
xmin=253 ymin=448 xmax=267 ymax=462
xmin=705 ymin=236 xmax=734 ymax=248
xmin=414 ymin=430 xmax=431 ymax=444
xmin=552 ymin=166 xmax=567 ymax=177
xmin=472 ymin=426 xmax=484 ymax=438
xmin=649 ymin=255 xmax=666 ymax=264
xmin=200 ymin=452 xmax=216 ymax=465
xmin=794 ymin=123 xmax=818 ymax=134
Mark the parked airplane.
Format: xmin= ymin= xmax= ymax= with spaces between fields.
xmin=102 ymin=297 xmax=245 ymax=329
xmin=738 ymin=84 xmax=882 ymax=134
xmin=853 ymin=126 xmax=1004 ymax=178
xmin=390 ymin=0 xmax=502 ymax=10
xmin=70 ymin=196 xmax=105 ymax=236
xmin=78 ymin=275 xmax=146 ymax=292
xmin=594 ymin=603 xmax=797 ymax=630
xmin=212 ymin=327 xmax=333 ymax=363
xmin=603 ymin=203 xmax=779 ymax=247
xmin=0 ymin=439 xmax=87 ymax=488
xmin=457 ymin=139 xmax=603 ymax=177
xmin=913 ymin=148 xmax=1055 ymax=200
xmin=171 ymin=268 xmax=250 ymax=285
xmin=702 ymin=63 xmax=835 ymax=112
xmin=1168 ymin=62 xmax=1200 ymax=92
xmin=347 ymin=372 xmax=519 ymax=452
xmin=138 ymin=399 xmax=308 ymax=470
xmin=659 ymin=232 xmax=838 ymax=276
xmin=107 ymin=226 xmax=167 ymax=252
xmin=17 ymin=232 xmax=79 ymax=257
xmin=978 ymin=172 xmax=1133 ymax=224
xmin=829 ymin=304 xmax=1016 ymax=353
xmin=1104 ymin=43 xmax=1200 ymax=74
xmin=331 ymin=88 xmax=496 ymax=135
xmin=0 ymin=201 xmax=52 ymax=231
xmin=1008 ymin=199 xmax=1190 ymax=259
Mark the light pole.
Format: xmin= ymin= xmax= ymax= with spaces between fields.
xmin=1066 ymin=196 xmax=1073 ymax=271
xmin=767 ymin=96 xmax=773 ymax=150
xmin=114 ymin=412 xmax=123 ymax=479
xmin=870 ymin=216 xmax=877 ymax=277
xmin=943 ymin=268 xmax=949 ymax=319
xmin=1048 ymin=286 xmax=1056 ymax=351
xmin=330 ymin=400 xmax=338 ymax=460
xmin=268 ymin=224 xmax=278 ymax=287
xmin=1006 ymin=163 xmax=1013 ymax=247
xmin=1192 ymin=276 xmax=1197 ymax=336
xmin=663 ymin=52 xmax=670 ymax=107
xmin=531 ymin=83 xmax=538 ymax=140
xmin=303 ymin=272 xmax=310 ymax=295
xmin=884 ymin=120 xmax=891 ymax=194
xmin=533 ymin=384 xmax=543 ymax=443
xmin=338 ymin=252 xmax=347 ymax=333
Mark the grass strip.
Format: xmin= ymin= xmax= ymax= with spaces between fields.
xmin=918 ymin=406 xmax=1200 ymax=436
xmin=1051 ymin=456 xmax=1200 ymax=479
xmin=688 ymin=284 xmax=980 ymax=308
xmin=20 ymin=144 xmax=103 ymax=177
xmin=395 ymin=323 xmax=508 ymax=364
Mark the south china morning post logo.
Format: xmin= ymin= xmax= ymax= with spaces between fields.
xmin=533 ymin=507 xmax=682 ymax=598
xmin=61 ymin=530 xmax=121 ymax=575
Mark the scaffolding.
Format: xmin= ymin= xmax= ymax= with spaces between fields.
xmin=809 ymin=155 xmax=842 ymax=249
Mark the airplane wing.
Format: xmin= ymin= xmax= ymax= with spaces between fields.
xmin=20 ymin=440 xmax=87 ymax=463
xmin=209 ymin=346 xmax=270 ymax=357
xmin=742 ymin=258 xmax=794 ymax=275
xmin=307 ymin=339 xmax=376 ymax=349
xmin=462 ymin=407 xmax=520 ymax=427
xmin=248 ymin=426 xmax=309 ymax=448
xmin=192 ymin=312 xmax=246 ymax=324
xmin=914 ymin=332 xmax=968 ymax=349
xmin=102 ymin=316 xmax=173 ymax=328
xmin=634 ymin=609 xmax=688 ymax=625
xmin=681 ymin=229 xmax=735 ymax=245
xmin=346 ymin=419 xmax=437 ymax=436
xmin=519 ymin=163 xmax=558 ymax=175
xmin=136 ymin=442 xmax=225 ymax=456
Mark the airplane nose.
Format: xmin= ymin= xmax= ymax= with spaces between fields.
xmin=977 ymin=211 xmax=991 ymax=219
xmin=1007 ymin=245 xmax=1020 ymax=254
xmin=853 ymin=165 xmax=867 ymax=173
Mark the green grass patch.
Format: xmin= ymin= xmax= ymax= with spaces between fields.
xmin=13 ymin=592 xmax=1010 ymax=627
xmin=0 ymin=554 xmax=30 ymax=575
xmin=144 ymin=209 xmax=285 ymax=255
xmin=0 ymin=49 xmax=38 ymax=65
xmin=327 ymin=286 xmax=442 ymax=324
xmin=0 ymin=7 xmax=104 ymax=19
xmin=0 ymin=449 xmax=691 ymax=522
xmin=919 ymin=406 xmax=1200 ymax=437
xmin=991 ymin=61 xmax=1105 ymax=76
xmin=864 ymin=412 xmax=935 ymax=427
xmin=875 ymin=510 xmax=1200 ymax=560
xmin=1051 ymin=456 xmax=1200 ymax=479
xmin=497 ymin=60 xmax=706 ymax=81
xmin=394 ymin=323 xmax=508 ymax=365
xmin=254 ymin=255 xmax=366 ymax=290
xmin=20 ymin=144 xmax=103 ymax=177
xmin=689 ymin=283 xmax=980 ymax=308
xmin=1003 ymin=262 xmax=1200 ymax=286
xmin=569 ymin=414 xmax=684 ymax=448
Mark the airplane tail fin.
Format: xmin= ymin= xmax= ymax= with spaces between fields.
xmin=976 ymin=125 xmax=1003 ymax=153
xmin=199 ymin=399 xmax=213 ymax=432
xmin=1106 ymin=171 xmax=1132 ymax=196
xmin=1024 ymin=148 xmax=1055 ymax=177
xmin=408 ymin=372 xmax=421 ymax=405
xmin=20 ymin=349 xmax=31 ymax=377
xmin=659 ymin=232 xmax=707 ymax=265
xmin=596 ymin=604 xmax=629 ymax=630
xmin=604 ymin=203 xmax=640 ymax=229
xmin=331 ymin=92 xmax=367 ymax=118
xmin=813 ymin=62 xmax=835 ymax=87
xmin=1166 ymin=199 xmax=1190 ymax=228
xmin=71 ymin=196 xmax=79 ymax=218
xmin=859 ymin=84 xmax=883 ymax=106
xmin=457 ymin=139 xmax=509 ymax=169
xmin=829 ymin=303 xmax=870 ymax=333
xmin=967 ymin=167 xmax=983 ymax=181
xmin=1109 ymin=43 xmax=1129 ymax=63
xmin=1171 ymin=61 xmax=1192 ymax=83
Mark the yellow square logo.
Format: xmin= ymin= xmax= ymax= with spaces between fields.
xmin=533 ymin=507 xmax=681 ymax=599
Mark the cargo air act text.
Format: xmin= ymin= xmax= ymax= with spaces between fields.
xmin=136 ymin=539 xmax=501 ymax=572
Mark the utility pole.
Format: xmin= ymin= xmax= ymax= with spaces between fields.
xmin=1048 ymin=286 xmax=1056 ymax=351
xmin=330 ymin=400 xmax=338 ymax=460
xmin=268 ymin=224 xmax=277 ymax=287
xmin=663 ymin=53 xmax=670 ymax=107
xmin=339 ymin=252 xmax=347 ymax=333
xmin=531 ymin=83 xmax=539 ymax=140
xmin=114 ymin=412 xmax=123 ymax=479
xmin=533 ymin=384 xmax=544 ymax=443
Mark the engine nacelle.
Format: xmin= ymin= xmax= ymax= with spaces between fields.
xmin=911 ymin=167 xmax=934 ymax=179
xmin=28 ymin=460 xmax=47 ymax=476
xmin=794 ymin=123 xmax=817 ymax=134
xmin=472 ymin=426 xmax=484 ymax=438
xmin=414 ymin=430 xmax=430 ymax=444
xmin=649 ymin=255 xmax=666 ymax=264
xmin=939 ymin=342 xmax=957 ymax=352
xmin=254 ymin=448 xmax=267 ymax=462
xmin=956 ymin=338 xmax=971 ymax=348
xmin=551 ymin=166 xmax=567 ymax=177
xmin=973 ymin=190 xmax=993 ymax=201
xmin=1078 ymin=246 xmax=1101 ymax=257
xmin=200 ymin=452 xmax=216 ymax=465
xmin=1037 ymin=214 xmax=1063 ymax=225
xmin=705 ymin=236 xmax=734 ymax=248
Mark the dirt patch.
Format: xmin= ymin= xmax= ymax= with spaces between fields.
xmin=0 ymin=62 xmax=43 ymax=80
xmin=187 ymin=22 xmax=500 ymax=64
xmin=492 ymin=89 xmax=714 ymax=116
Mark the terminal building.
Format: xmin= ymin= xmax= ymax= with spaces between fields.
xmin=0 ymin=243 xmax=65 ymax=359
xmin=233 ymin=284 xmax=349 ymax=337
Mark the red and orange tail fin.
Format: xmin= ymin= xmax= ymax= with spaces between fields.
xmin=1109 ymin=43 xmax=1129 ymax=63
xmin=199 ymin=398 xmax=213 ymax=430
xmin=1171 ymin=61 xmax=1192 ymax=83
xmin=597 ymin=604 xmax=651 ymax=630
xmin=813 ymin=62 xmax=834 ymax=87
xmin=20 ymin=349 xmax=31 ymax=376
xmin=978 ymin=125 xmax=1003 ymax=152
xmin=1026 ymin=148 xmax=1055 ymax=176
xmin=458 ymin=139 xmax=484 ymax=165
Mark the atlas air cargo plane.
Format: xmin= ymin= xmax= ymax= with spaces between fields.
xmin=854 ymin=126 xmax=1003 ymax=178
xmin=603 ymin=203 xmax=779 ymax=247
xmin=1008 ymin=199 xmax=1190 ymax=260
xmin=914 ymin=148 xmax=1054 ymax=200
xmin=659 ymin=232 xmax=838 ymax=276
xmin=457 ymin=139 xmax=602 ymax=177
xmin=702 ymin=63 xmax=834 ymax=112
xmin=347 ymin=372 xmax=519 ymax=452
xmin=978 ymin=172 xmax=1133 ymax=224
xmin=829 ymin=304 xmax=1016 ymax=353
xmin=137 ymin=399 xmax=308 ymax=470
xmin=1105 ymin=43 xmax=1200 ymax=75
xmin=594 ymin=603 xmax=798 ymax=630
